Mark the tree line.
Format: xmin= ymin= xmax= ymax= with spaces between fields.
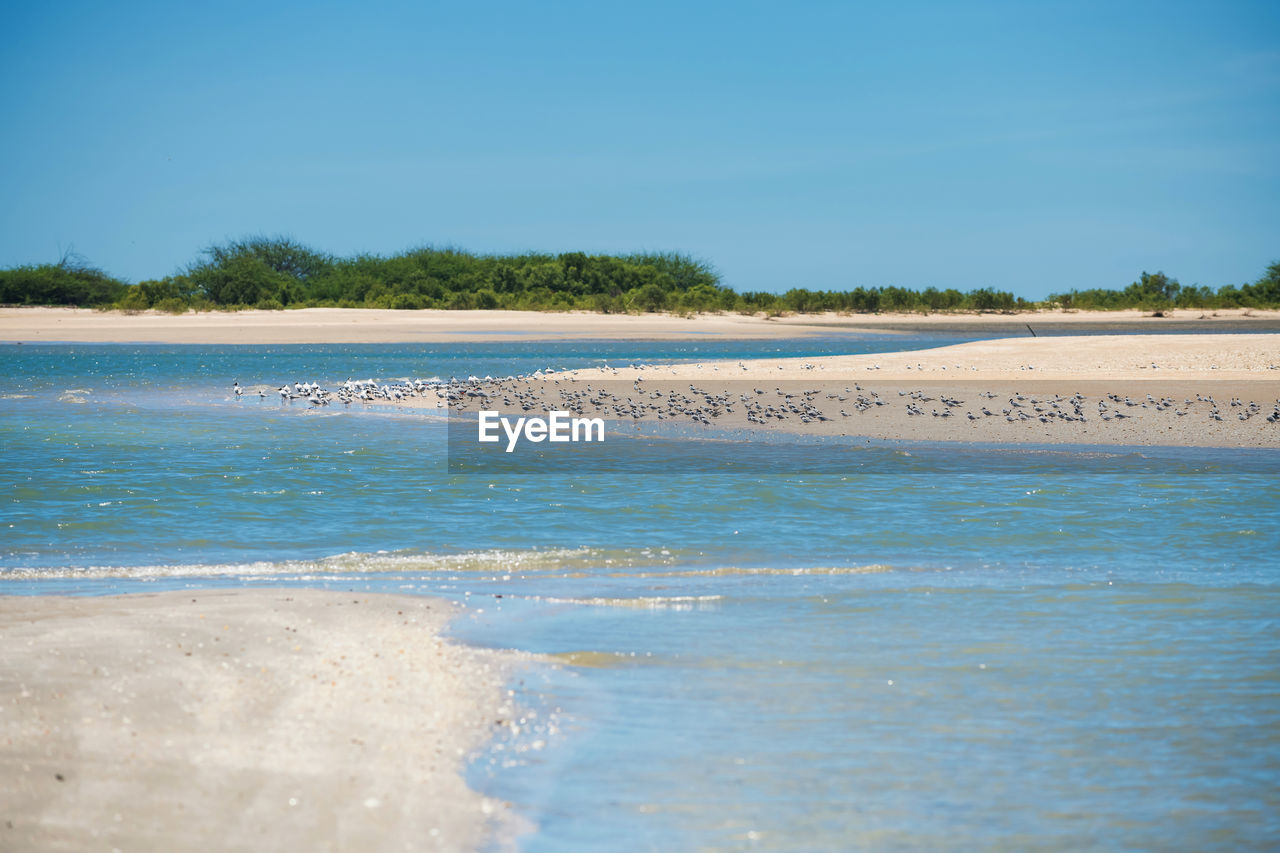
xmin=1 ymin=238 xmax=1277 ymax=314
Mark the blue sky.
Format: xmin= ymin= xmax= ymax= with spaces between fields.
xmin=2 ymin=0 xmax=1277 ymax=298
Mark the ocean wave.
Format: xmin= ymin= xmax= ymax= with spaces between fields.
xmin=0 ymin=547 xmax=904 ymax=582
xmin=531 ymin=594 xmax=724 ymax=610
xmin=0 ymin=546 xmax=703 ymax=580
xmin=618 ymin=565 xmax=896 ymax=579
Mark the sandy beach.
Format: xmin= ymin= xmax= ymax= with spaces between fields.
xmin=0 ymin=590 xmax=531 ymax=852
xmin=328 ymin=334 xmax=1280 ymax=448
xmin=3 ymin=306 xmax=1280 ymax=343
xmin=563 ymin=333 xmax=1280 ymax=382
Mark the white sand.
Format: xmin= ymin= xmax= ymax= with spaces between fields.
xmin=566 ymin=334 xmax=1280 ymax=382
xmin=0 ymin=589 xmax=533 ymax=851
xmin=2 ymin=306 xmax=1277 ymax=343
xmin=0 ymin=307 xmax=824 ymax=342
xmin=429 ymin=334 xmax=1280 ymax=447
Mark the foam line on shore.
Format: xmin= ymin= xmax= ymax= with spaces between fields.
xmin=0 ymin=547 xmax=691 ymax=581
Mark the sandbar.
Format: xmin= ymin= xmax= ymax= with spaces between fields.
xmin=409 ymin=334 xmax=1280 ymax=448
xmin=0 ymin=589 xmax=530 ymax=851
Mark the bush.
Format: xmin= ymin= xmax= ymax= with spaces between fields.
xmin=5 ymin=240 xmax=1277 ymax=314
xmin=154 ymin=297 xmax=190 ymax=314
xmin=0 ymin=253 xmax=128 ymax=306
xmin=629 ymin=283 xmax=669 ymax=312
xmin=116 ymin=287 xmax=149 ymax=313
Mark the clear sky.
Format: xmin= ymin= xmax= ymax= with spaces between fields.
xmin=2 ymin=0 xmax=1277 ymax=298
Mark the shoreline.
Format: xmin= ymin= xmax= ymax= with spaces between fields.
xmin=564 ymin=333 xmax=1280 ymax=381
xmin=358 ymin=334 xmax=1280 ymax=448
xmin=3 ymin=306 xmax=1280 ymax=343
xmin=0 ymin=589 xmax=532 ymax=851
xmin=442 ymin=377 xmax=1280 ymax=449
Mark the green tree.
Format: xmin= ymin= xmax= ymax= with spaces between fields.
xmin=1124 ymin=271 xmax=1180 ymax=309
xmin=629 ymin=283 xmax=669 ymax=312
xmin=189 ymin=253 xmax=290 ymax=306
xmin=1240 ymin=261 xmax=1280 ymax=305
xmin=0 ymin=252 xmax=127 ymax=306
xmin=204 ymin=236 xmax=331 ymax=280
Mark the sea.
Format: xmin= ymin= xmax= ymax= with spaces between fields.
xmin=2 ymin=334 xmax=1278 ymax=851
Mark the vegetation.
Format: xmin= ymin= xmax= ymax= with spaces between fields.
xmin=1047 ymin=266 xmax=1280 ymax=313
xmin=0 ymin=251 xmax=128 ymax=307
xmin=2 ymin=237 xmax=1277 ymax=315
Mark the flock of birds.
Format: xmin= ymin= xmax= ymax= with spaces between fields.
xmin=234 ymin=378 xmax=449 ymax=406
xmin=234 ymin=372 xmax=1280 ymax=430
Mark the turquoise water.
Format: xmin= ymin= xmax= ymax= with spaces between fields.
xmin=3 ymin=340 xmax=1279 ymax=850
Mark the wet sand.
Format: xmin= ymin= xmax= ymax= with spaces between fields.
xmin=441 ymin=377 xmax=1280 ymax=448
xmin=0 ymin=589 xmax=531 ymax=851
xmin=325 ymin=334 xmax=1280 ymax=448
xmin=3 ymin=306 xmax=1279 ymax=343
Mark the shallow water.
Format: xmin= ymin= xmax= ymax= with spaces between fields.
xmin=3 ymin=339 xmax=1278 ymax=850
